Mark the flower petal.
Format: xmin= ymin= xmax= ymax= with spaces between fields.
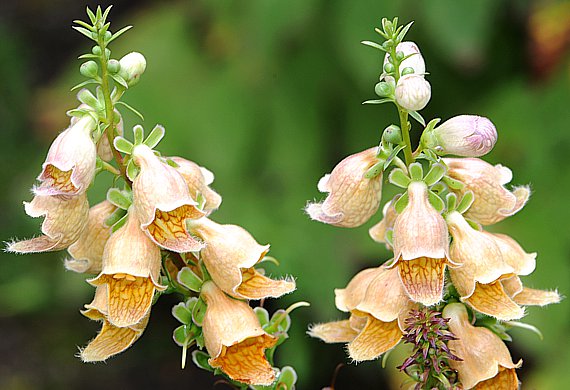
xmin=474 ymin=367 xmax=520 ymax=390
xmin=146 ymin=206 xmax=204 ymax=252
xmin=236 ymin=268 xmax=295 ymax=300
xmin=512 ymin=287 xmax=561 ymax=307
xmin=398 ymin=257 xmax=446 ymax=306
xmin=347 ymin=316 xmax=402 ymax=362
xmin=308 ymin=320 xmax=359 ymax=343
xmin=464 ymin=281 xmax=524 ymax=321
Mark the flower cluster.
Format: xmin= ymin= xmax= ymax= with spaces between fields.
xmin=308 ymin=18 xmax=560 ymax=389
xmin=7 ymin=7 xmax=300 ymax=389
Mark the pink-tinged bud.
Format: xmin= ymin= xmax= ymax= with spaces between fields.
xmin=118 ymin=52 xmax=146 ymax=87
xmin=423 ymin=115 xmax=497 ymax=157
xmin=65 ymin=201 xmax=116 ymax=274
xmin=90 ymin=207 xmax=166 ymax=328
xmin=306 ymin=147 xmax=383 ymax=228
xmin=201 ymin=281 xmax=278 ymax=386
xmin=395 ymin=74 xmax=431 ymax=111
xmin=310 ymin=267 xmax=411 ymax=362
xmin=368 ymin=197 xmax=399 ymax=248
xmin=7 ymin=194 xmax=89 ymax=253
xmin=382 ymin=41 xmax=426 ymax=82
xmin=132 ymin=144 xmax=206 ymax=252
xmin=188 ymin=218 xmax=295 ymax=300
xmin=169 ymin=156 xmax=222 ymax=213
xmin=98 ymin=112 xmax=124 ymax=162
xmin=446 ymin=211 xmax=534 ymax=321
xmin=391 ymin=181 xmax=455 ymax=306
xmin=443 ymin=303 xmax=521 ymax=389
xmin=444 ymin=158 xmax=530 ymax=225
xmin=35 ymin=115 xmax=97 ymax=196
xmin=80 ymin=285 xmax=149 ymax=362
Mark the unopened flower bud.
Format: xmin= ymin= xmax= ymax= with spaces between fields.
xmin=395 ymin=74 xmax=431 ymax=111
xmin=401 ymin=66 xmax=414 ymax=76
xmin=91 ymin=46 xmax=102 ymax=56
xmin=383 ymin=62 xmax=395 ymax=74
xmin=107 ymin=59 xmax=120 ymax=74
xmin=118 ymin=52 xmax=146 ymax=87
xmin=382 ymin=41 xmax=426 ymax=82
xmin=423 ymin=115 xmax=497 ymax=157
xmin=374 ymin=81 xmax=392 ymax=97
xmin=382 ymin=125 xmax=402 ymax=144
xmin=80 ymin=60 xmax=99 ymax=78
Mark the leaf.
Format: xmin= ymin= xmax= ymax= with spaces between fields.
xmin=364 ymin=160 xmax=385 ymax=179
xmin=108 ymin=25 xmax=133 ymax=44
xmin=144 ymin=125 xmax=166 ymax=149
xmin=278 ymin=366 xmax=298 ymax=389
xmin=116 ymin=101 xmax=144 ymax=121
xmin=191 ymin=350 xmax=213 ymax=372
xmin=104 ymin=207 xmax=126 ymax=227
xmin=383 ymin=144 xmax=407 ymax=169
xmin=111 ymin=213 xmax=128 ymax=233
xmin=110 ymin=74 xmax=129 ymax=89
xmin=106 ymin=188 xmax=132 ymax=210
xmin=362 ymin=98 xmax=393 ymax=105
xmin=113 ymin=136 xmax=134 ymax=154
xmin=101 ymin=5 xmax=113 ymax=24
xmin=72 ymin=26 xmax=96 ymax=41
xmin=361 ymin=40 xmax=387 ymax=52
xmin=395 ymin=21 xmax=414 ymax=43
xmin=73 ymin=20 xmax=95 ymax=31
xmin=86 ymin=7 xmax=97 ymax=24
xmin=409 ymin=110 xmax=426 ymax=126
xmin=254 ymin=307 xmax=270 ymax=327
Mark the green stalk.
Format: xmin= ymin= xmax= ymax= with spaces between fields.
xmin=390 ymin=43 xmax=414 ymax=167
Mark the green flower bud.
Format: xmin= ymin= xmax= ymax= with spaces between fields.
xmin=92 ymin=46 xmax=102 ymax=55
xmin=383 ymin=62 xmax=395 ymax=74
xmin=104 ymin=31 xmax=112 ymax=41
xmin=118 ymin=52 xmax=146 ymax=87
xmin=107 ymin=59 xmax=120 ymax=74
xmin=382 ymin=125 xmax=402 ymax=144
xmin=374 ymin=82 xmax=392 ymax=97
xmin=383 ymin=39 xmax=394 ymax=49
xmin=395 ymin=50 xmax=405 ymax=61
xmin=401 ymin=66 xmax=415 ymax=76
xmin=80 ymin=61 xmax=99 ymax=78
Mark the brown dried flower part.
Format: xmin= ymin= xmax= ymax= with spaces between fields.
xmin=390 ymin=181 xmax=456 ymax=306
xmin=80 ymin=285 xmax=149 ymax=362
xmin=443 ymin=303 xmax=521 ymax=389
xmin=306 ymin=147 xmax=383 ymax=228
xmin=169 ymin=156 xmax=222 ymax=213
xmin=368 ymin=196 xmax=399 ymax=248
xmin=35 ymin=115 xmax=97 ymax=196
xmin=444 ymin=158 xmax=530 ymax=225
xmin=447 ymin=211 xmax=538 ymax=321
xmin=132 ymin=144 xmax=205 ymax=253
xmin=7 ymin=193 xmax=89 ymax=253
xmin=65 ymin=200 xmax=116 ymax=274
xmin=309 ymin=267 xmax=411 ymax=362
xmin=90 ymin=207 xmax=165 ymax=328
xmin=201 ymin=281 xmax=278 ymax=386
xmin=189 ymin=218 xmax=295 ymax=300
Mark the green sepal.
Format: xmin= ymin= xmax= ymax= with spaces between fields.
xmin=111 ymin=212 xmax=128 ymax=233
xmin=408 ymin=162 xmax=423 ymax=181
xmin=476 ymin=316 xmax=512 ymax=341
xmin=113 ymin=136 xmax=133 ymax=154
xmin=409 ymin=110 xmax=426 ymax=126
xmin=456 ymin=191 xmax=474 ymax=214
xmin=505 ymin=321 xmax=544 ymax=340
xmin=446 ymin=193 xmax=458 ymax=212
xmin=191 ymin=350 xmax=213 ymax=372
xmin=77 ymin=89 xmax=101 ymax=110
xmin=126 ymin=158 xmax=139 ymax=181
xmin=428 ymin=190 xmax=445 ymax=213
xmin=268 ymin=309 xmax=291 ymax=334
xmin=110 ymin=73 xmax=129 ymax=89
xmin=254 ymin=307 xmax=270 ymax=327
xmin=423 ymin=163 xmax=446 ymax=186
xmin=177 ymin=267 xmax=203 ymax=292
xmin=430 ymin=182 xmax=447 ymax=194
xmin=362 ymin=98 xmax=393 ymax=105
xmin=277 ymin=366 xmax=298 ymax=389
xmin=133 ymin=124 xmax=144 ymax=145
xmin=172 ymin=302 xmax=193 ymax=325
xmin=104 ymin=207 xmax=127 ymax=227
xmin=385 ymin=229 xmax=394 ymax=247
xmin=106 ymin=188 xmax=132 ymax=210
xmin=364 ymin=160 xmax=386 ymax=179
xmin=144 ymin=125 xmax=166 ymax=149
xmin=192 ymin=296 xmax=207 ymax=326
xmin=195 ymin=331 xmax=205 ymax=349
xmin=394 ymin=191 xmax=409 ymax=213
xmin=383 ymin=144 xmax=406 ymax=170
xmin=388 ymin=168 xmax=410 ymax=188
xmin=172 ymin=324 xmax=197 ymax=347
xmin=465 ymin=218 xmax=481 ymax=231
xmin=116 ymin=101 xmax=144 ymax=121
xmin=442 ymin=175 xmax=465 ymax=190
xmin=66 ymin=108 xmax=91 ymax=118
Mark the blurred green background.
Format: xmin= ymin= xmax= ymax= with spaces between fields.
xmin=1 ymin=0 xmax=569 ymax=389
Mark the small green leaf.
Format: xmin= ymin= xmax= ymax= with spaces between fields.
xmin=108 ymin=25 xmax=133 ymax=44
xmin=77 ymin=53 xmax=99 ymax=60
xmin=409 ymin=110 xmax=426 ymax=126
xmin=104 ymin=207 xmax=126 ymax=227
xmin=133 ymin=124 xmax=144 ymax=145
xmin=428 ymin=190 xmax=445 ymax=212
xmin=395 ymin=21 xmax=414 ymax=43
xmin=505 ymin=321 xmax=543 ymax=340
xmin=126 ymin=159 xmax=139 ymax=181
xmin=77 ymin=89 xmax=100 ymax=109
xmin=388 ymin=168 xmax=410 ymax=188
xmin=362 ymin=98 xmax=393 ymax=105
xmin=172 ymin=324 xmax=196 ymax=347
xmin=144 ymin=125 xmax=166 ymax=149
xmin=361 ymin=40 xmax=387 ymax=51
xmin=442 ymin=175 xmax=465 ymax=190
xmin=172 ymin=302 xmax=193 ymax=324
xmin=74 ymin=19 xmax=95 ymax=31
xmin=456 ymin=191 xmax=475 ymax=214
xmin=72 ymin=26 xmax=97 ymax=41
xmin=394 ymin=191 xmax=409 ymax=213
xmin=424 ymin=163 xmax=446 ymax=186
xmin=116 ymin=101 xmax=144 ymax=121
xmin=106 ymin=188 xmax=132 ymax=210
xmin=383 ymin=144 xmax=407 ymax=169
xmin=110 ymin=73 xmax=129 ymax=88
xmin=101 ymin=5 xmax=113 ymax=24
xmin=86 ymin=7 xmax=97 ymax=24
xmin=177 ymin=267 xmax=203 ymax=292
xmin=192 ymin=297 xmax=207 ymax=326
xmin=66 ymin=108 xmax=91 ymax=118
xmin=254 ymin=307 xmax=270 ymax=327
xmin=113 ymin=136 xmax=133 ymax=154
xmin=71 ymin=79 xmax=100 ymax=91
xmin=364 ymin=160 xmax=386 ymax=179
xmin=191 ymin=350 xmax=213 ymax=372
xmin=111 ymin=213 xmax=128 ymax=232
xmin=408 ymin=162 xmax=423 ymax=181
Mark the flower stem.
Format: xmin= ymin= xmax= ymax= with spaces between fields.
xmin=399 ymin=107 xmax=413 ymax=166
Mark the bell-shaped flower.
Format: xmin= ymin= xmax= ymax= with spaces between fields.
xmin=422 ymin=115 xmax=497 ymax=157
xmin=390 ymin=181 xmax=455 ymax=306
xmin=35 ymin=114 xmax=97 ymax=196
xmin=7 ymin=193 xmax=89 ymax=253
xmin=169 ymin=156 xmax=222 ymax=213
xmin=201 ymin=281 xmax=278 ymax=386
xmin=309 ymin=266 xmax=412 ymax=362
xmin=382 ymin=41 xmax=426 ymax=83
xmin=80 ymin=285 xmax=149 ymax=362
xmin=395 ymin=74 xmax=431 ymax=111
xmin=442 ymin=303 xmax=521 ymax=389
xmin=132 ymin=144 xmax=206 ymax=252
xmin=444 ymin=158 xmax=530 ymax=225
xmin=188 ymin=217 xmax=295 ymax=300
xmin=65 ymin=200 xmax=116 ymax=274
xmin=369 ymin=196 xmax=399 ymax=248
xmin=446 ymin=211 xmax=537 ymax=321
xmin=89 ymin=206 xmax=166 ymax=328
xmin=306 ymin=147 xmax=383 ymax=228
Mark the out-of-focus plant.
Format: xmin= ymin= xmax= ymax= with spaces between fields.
xmin=6 ymin=6 xmax=305 ymax=389
xmin=307 ymin=17 xmax=561 ymax=389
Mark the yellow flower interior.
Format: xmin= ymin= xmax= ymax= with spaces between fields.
xmin=102 ymin=274 xmax=155 ymax=328
xmin=147 ymin=206 xmax=202 ymax=250
xmin=474 ymin=367 xmax=519 ymax=390
xmin=348 ymin=315 xmax=402 ymax=361
xmin=81 ymin=320 xmax=141 ymax=362
xmin=466 ymin=281 xmax=523 ymax=321
xmin=398 ymin=257 xmax=445 ymax=305
xmin=43 ymin=165 xmax=77 ymax=193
